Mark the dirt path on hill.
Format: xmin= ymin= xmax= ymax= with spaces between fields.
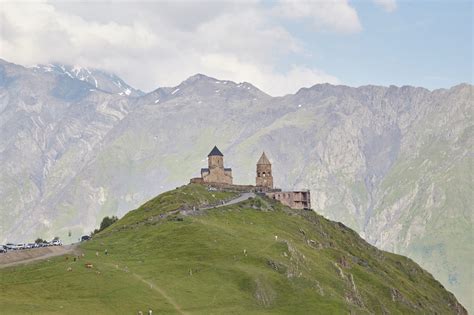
xmin=0 ymin=245 xmax=79 ymax=268
xmin=132 ymin=272 xmax=188 ymax=315
xmin=103 ymin=262 xmax=187 ymax=315
xmin=202 ymin=192 xmax=255 ymax=210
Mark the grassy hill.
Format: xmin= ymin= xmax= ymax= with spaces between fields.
xmin=0 ymin=184 xmax=466 ymax=314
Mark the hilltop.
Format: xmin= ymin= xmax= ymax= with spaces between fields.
xmin=0 ymin=185 xmax=466 ymax=314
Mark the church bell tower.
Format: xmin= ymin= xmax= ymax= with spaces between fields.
xmin=256 ymin=152 xmax=273 ymax=189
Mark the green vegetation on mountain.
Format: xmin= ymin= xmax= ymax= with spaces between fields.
xmin=0 ymin=185 xmax=466 ymax=314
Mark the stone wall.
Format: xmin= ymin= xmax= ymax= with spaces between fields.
xmin=201 ymin=182 xmax=275 ymax=193
xmin=256 ymin=163 xmax=273 ymax=189
xmin=190 ymin=178 xmax=204 ymax=184
xmin=203 ymin=167 xmax=233 ymax=184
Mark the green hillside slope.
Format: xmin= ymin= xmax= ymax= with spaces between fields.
xmin=0 ymin=185 xmax=466 ymax=314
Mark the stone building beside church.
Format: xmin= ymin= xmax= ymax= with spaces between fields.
xmin=254 ymin=152 xmax=311 ymax=210
xmin=265 ymin=190 xmax=311 ymax=210
xmin=190 ymin=146 xmax=311 ymax=210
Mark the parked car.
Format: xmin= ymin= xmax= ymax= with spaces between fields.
xmin=25 ymin=243 xmax=35 ymax=249
xmin=52 ymin=240 xmax=62 ymax=246
xmin=81 ymin=235 xmax=91 ymax=242
xmin=0 ymin=245 xmax=7 ymax=253
xmin=6 ymin=243 xmax=24 ymax=250
xmin=5 ymin=243 xmax=17 ymax=250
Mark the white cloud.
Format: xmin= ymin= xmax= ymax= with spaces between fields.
xmin=0 ymin=0 xmax=342 ymax=96
xmin=0 ymin=2 xmax=157 ymax=68
xmin=274 ymin=0 xmax=362 ymax=33
xmin=373 ymin=0 xmax=397 ymax=12
xmin=200 ymin=54 xmax=339 ymax=95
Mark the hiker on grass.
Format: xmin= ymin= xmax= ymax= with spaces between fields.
xmin=104 ymin=249 xmax=108 ymax=256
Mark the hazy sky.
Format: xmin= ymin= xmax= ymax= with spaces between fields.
xmin=1 ymin=0 xmax=472 ymax=95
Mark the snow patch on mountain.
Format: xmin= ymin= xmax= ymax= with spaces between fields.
xmin=31 ymin=63 xmax=143 ymax=96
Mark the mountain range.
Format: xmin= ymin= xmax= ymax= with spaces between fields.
xmin=0 ymin=58 xmax=471 ymax=311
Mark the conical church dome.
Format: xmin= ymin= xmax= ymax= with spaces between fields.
xmin=257 ymin=152 xmax=271 ymax=165
xmin=208 ymin=146 xmax=224 ymax=157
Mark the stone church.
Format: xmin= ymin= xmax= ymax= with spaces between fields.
xmin=190 ymin=146 xmax=311 ymax=210
xmin=191 ymin=146 xmax=233 ymax=184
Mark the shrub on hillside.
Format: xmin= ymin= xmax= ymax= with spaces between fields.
xmin=99 ymin=216 xmax=118 ymax=232
xmin=35 ymin=238 xmax=45 ymax=244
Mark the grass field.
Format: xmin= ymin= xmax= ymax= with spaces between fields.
xmin=0 ymin=184 xmax=466 ymax=314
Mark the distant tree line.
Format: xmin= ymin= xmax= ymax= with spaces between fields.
xmin=34 ymin=236 xmax=59 ymax=244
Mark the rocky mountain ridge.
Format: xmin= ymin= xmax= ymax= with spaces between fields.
xmin=29 ymin=63 xmax=144 ymax=97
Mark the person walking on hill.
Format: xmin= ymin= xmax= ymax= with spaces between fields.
xmin=104 ymin=249 xmax=108 ymax=256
